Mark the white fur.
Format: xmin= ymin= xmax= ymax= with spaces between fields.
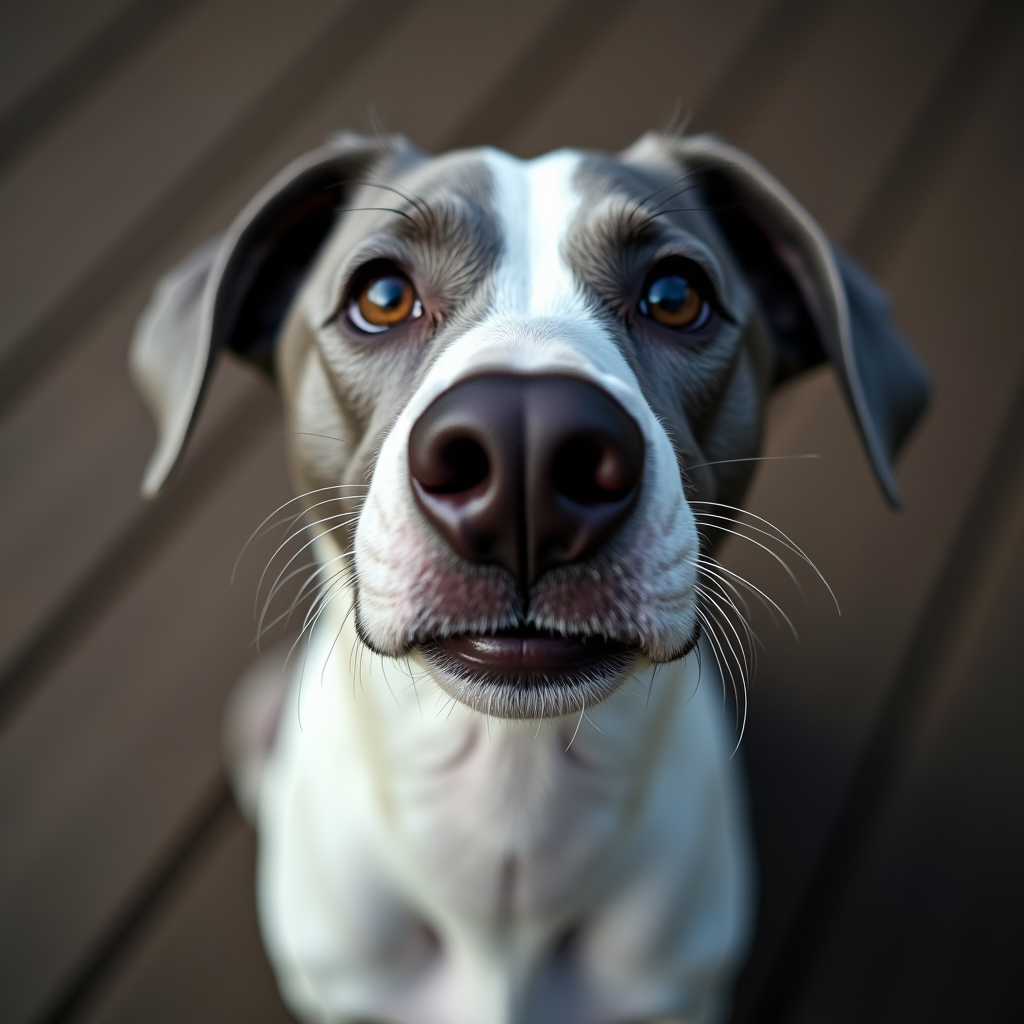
xmin=259 ymin=588 xmax=752 ymax=1024
xmin=257 ymin=150 xmax=754 ymax=1023
xmin=486 ymin=148 xmax=587 ymax=318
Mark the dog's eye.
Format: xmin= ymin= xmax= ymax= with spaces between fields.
xmin=639 ymin=272 xmax=710 ymax=331
xmin=348 ymin=272 xmax=423 ymax=334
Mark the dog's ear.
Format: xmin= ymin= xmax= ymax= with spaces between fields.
xmin=130 ymin=132 xmax=417 ymax=498
xmin=625 ymin=132 xmax=930 ymax=507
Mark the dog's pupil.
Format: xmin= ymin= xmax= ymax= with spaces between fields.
xmin=649 ymin=274 xmax=689 ymax=311
xmin=367 ymin=276 xmax=406 ymax=311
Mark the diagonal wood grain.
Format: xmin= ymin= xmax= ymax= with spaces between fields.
xmin=731 ymin=12 xmax=1024 ymax=1017
xmin=65 ymin=805 xmax=293 ymax=1024
xmin=0 ymin=0 xmax=386 ymax=414
xmin=727 ymin=2 xmax=1024 ymax=1017
xmin=0 ymin=0 xmax=193 ymax=173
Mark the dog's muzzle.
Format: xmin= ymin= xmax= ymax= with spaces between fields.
xmin=407 ymin=373 xmax=646 ymax=712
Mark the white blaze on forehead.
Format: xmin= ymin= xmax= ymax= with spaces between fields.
xmin=483 ymin=148 xmax=585 ymax=318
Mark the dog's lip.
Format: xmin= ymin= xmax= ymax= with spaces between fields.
xmin=427 ymin=626 xmax=630 ymax=675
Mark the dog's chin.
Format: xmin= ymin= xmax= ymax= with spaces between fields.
xmin=419 ymin=627 xmax=638 ymax=720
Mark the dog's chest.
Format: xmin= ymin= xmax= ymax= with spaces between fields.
xmin=362 ymin=666 xmax=669 ymax=920
xmin=263 ymin=617 xmax=748 ymax=1024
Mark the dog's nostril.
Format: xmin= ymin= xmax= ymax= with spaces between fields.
xmin=428 ymin=438 xmax=489 ymax=494
xmin=552 ymin=436 xmax=636 ymax=505
xmin=409 ymin=422 xmax=492 ymax=495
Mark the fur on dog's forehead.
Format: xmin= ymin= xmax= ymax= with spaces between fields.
xmin=482 ymin=148 xmax=587 ymax=318
xmin=309 ymin=143 xmax=740 ymax=331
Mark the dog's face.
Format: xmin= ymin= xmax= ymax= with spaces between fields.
xmin=275 ymin=142 xmax=771 ymax=718
xmin=131 ymin=131 xmax=929 ymax=720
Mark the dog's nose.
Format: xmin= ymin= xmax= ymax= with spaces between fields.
xmin=408 ymin=374 xmax=644 ymax=587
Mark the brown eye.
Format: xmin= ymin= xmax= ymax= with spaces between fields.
xmin=348 ymin=272 xmax=422 ymax=333
xmin=640 ymin=273 xmax=708 ymax=330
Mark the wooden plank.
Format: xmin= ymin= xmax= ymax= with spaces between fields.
xmin=0 ymin=0 xmax=190 ymax=171
xmin=723 ymin=0 xmax=988 ymax=239
xmin=726 ymin=3 xmax=1024 ymax=1018
xmin=0 ymin=322 xmax=262 ymax=687
xmin=0 ymin=0 xmax=141 ymax=122
xmin=65 ymin=808 xmax=294 ymax=1024
xmin=0 ymin=0 xmax=362 ymax=410
xmin=0 ymin=423 xmax=292 ymax=1024
xmin=786 ymin=367 xmax=1024 ymax=1021
xmin=501 ymin=0 xmax=775 ymax=156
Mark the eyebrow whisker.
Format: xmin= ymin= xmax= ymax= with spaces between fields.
xmin=346 ymin=179 xmax=430 ymax=218
xmin=335 ymin=204 xmax=418 ymax=223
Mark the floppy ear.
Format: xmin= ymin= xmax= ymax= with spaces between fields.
xmin=629 ymin=132 xmax=930 ymax=507
xmin=130 ymin=132 xmax=417 ymax=498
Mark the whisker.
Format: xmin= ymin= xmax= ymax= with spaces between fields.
xmin=255 ymin=560 xmax=328 ymax=640
xmin=693 ymin=517 xmax=805 ymax=597
xmin=231 ymin=484 xmax=363 ymax=584
xmin=647 ymin=180 xmax=707 ymax=213
xmin=258 ymin=544 xmax=350 ymax=647
xmin=696 ymin=584 xmax=751 ymax=726
xmin=692 ymin=500 xmax=839 ymax=613
xmin=695 ymin=606 xmax=736 ymax=715
xmin=693 ymin=509 xmax=816 ymax=568
xmin=696 ymin=588 xmax=749 ymax=710
xmin=343 ymin=178 xmax=430 ymax=218
xmin=696 ymin=580 xmax=751 ymax=663
xmin=284 ymin=431 xmax=355 ymax=446
xmin=697 ymin=574 xmax=758 ymax=666
xmin=302 ymin=566 xmax=356 ymax=634
xmin=256 ymin=513 xmax=360 ymax=631
xmin=696 ymin=603 xmax=751 ymax=755
xmin=269 ymin=491 xmax=367 ymax=544
xmin=686 ymin=453 xmax=820 ymax=472
xmin=320 ymin=619 xmax=347 ymax=689
xmin=699 ymin=555 xmax=798 ymax=639
xmin=636 ymin=171 xmax=695 ymax=208
xmin=698 ymin=552 xmax=778 ymax=628
xmin=289 ymin=566 xmax=351 ymax=653
xmin=378 ymin=653 xmax=403 ymax=708
xmin=565 ymin=699 xmax=587 ymax=753
xmin=644 ymin=202 xmax=738 ymax=220
xmin=701 ymin=561 xmax=757 ymax=635
xmin=335 ymin=204 xmax=417 ymax=223
xmin=265 ymin=509 xmax=361 ymax=573
xmin=259 ymin=563 xmax=349 ymax=642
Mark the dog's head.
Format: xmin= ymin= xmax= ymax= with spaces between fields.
xmin=131 ymin=131 xmax=928 ymax=718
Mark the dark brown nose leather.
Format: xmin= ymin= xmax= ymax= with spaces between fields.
xmin=408 ymin=374 xmax=644 ymax=588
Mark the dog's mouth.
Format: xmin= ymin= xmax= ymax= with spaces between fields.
xmin=420 ymin=626 xmax=637 ymax=719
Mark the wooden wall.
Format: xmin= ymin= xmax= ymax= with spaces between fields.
xmin=0 ymin=1 xmax=1021 ymax=1021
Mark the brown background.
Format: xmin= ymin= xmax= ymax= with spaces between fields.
xmin=1 ymin=1 xmax=1022 ymax=1021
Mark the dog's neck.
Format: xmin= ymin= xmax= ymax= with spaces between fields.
xmin=294 ymin=534 xmax=702 ymax=919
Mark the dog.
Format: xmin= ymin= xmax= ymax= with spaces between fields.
xmin=130 ymin=130 xmax=929 ymax=1023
